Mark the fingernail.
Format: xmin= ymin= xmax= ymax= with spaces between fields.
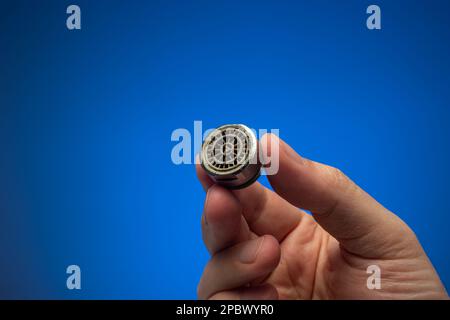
xmin=195 ymin=153 xmax=200 ymax=165
xmin=239 ymin=236 xmax=265 ymax=264
xmin=196 ymin=153 xmax=214 ymax=192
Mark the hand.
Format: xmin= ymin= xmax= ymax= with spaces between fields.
xmin=196 ymin=134 xmax=448 ymax=299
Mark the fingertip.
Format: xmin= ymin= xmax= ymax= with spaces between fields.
xmin=262 ymin=133 xmax=304 ymax=165
xmin=257 ymin=235 xmax=281 ymax=271
xmin=195 ymin=153 xmax=213 ymax=191
xmin=204 ymin=185 xmax=242 ymax=228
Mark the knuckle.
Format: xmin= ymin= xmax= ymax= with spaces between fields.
xmin=396 ymin=218 xmax=420 ymax=243
xmin=326 ymin=165 xmax=349 ymax=190
xmin=322 ymin=165 xmax=360 ymax=202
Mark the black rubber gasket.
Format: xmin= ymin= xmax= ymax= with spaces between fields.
xmin=227 ymin=168 xmax=261 ymax=190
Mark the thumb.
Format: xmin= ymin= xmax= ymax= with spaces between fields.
xmin=261 ymin=134 xmax=418 ymax=258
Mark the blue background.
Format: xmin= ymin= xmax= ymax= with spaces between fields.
xmin=0 ymin=0 xmax=449 ymax=299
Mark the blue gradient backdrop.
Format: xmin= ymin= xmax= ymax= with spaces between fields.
xmin=0 ymin=0 xmax=449 ymax=299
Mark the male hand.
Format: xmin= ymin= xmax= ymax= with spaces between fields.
xmin=196 ymin=134 xmax=448 ymax=299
